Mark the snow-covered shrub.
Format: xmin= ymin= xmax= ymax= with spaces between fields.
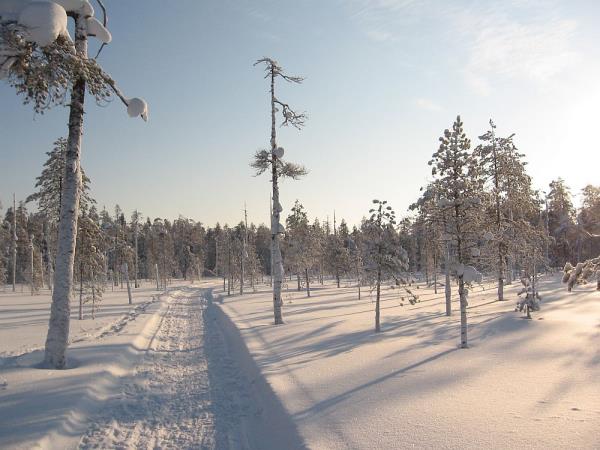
xmin=562 ymin=257 xmax=600 ymax=291
xmin=516 ymin=277 xmax=541 ymax=319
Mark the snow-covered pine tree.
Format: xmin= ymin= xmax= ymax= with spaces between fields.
xmin=347 ymin=225 xmax=365 ymax=300
xmin=325 ymin=221 xmax=352 ymax=288
xmin=516 ymin=276 xmax=541 ymax=319
xmin=251 ymin=57 xmax=308 ymax=325
xmin=547 ymin=178 xmax=576 ymax=268
xmin=363 ymin=200 xmax=409 ymax=332
xmin=75 ymin=211 xmax=105 ymax=319
xmin=411 ymin=185 xmax=454 ymax=315
xmin=285 ymin=200 xmax=318 ymax=297
xmin=26 ymin=137 xmax=95 ymax=291
xmin=1 ymin=0 xmax=147 ymax=368
xmin=474 ymin=120 xmax=539 ymax=300
xmin=429 ymin=116 xmax=483 ymax=348
xmin=26 ymin=137 xmax=94 ymax=223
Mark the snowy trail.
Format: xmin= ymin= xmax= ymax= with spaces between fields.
xmin=78 ymin=286 xmax=303 ymax=450
xmin=79 ymin=287 xmax=218 ymax=449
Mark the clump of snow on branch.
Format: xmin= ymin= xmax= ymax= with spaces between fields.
xmin=18 ymin=2 xmax=69 ymax=47
xmin=127 ymin=97 xmax=148 ymax=121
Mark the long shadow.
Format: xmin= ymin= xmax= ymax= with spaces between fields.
xmin=293 ymin=347 xmax=458 ymax=421
xmin=205 ymin=289 xmax=307 ymax=450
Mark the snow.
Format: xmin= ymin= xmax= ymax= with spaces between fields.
xmin=0 ymin=280 xmax=302 ymax=449
xmin=1 ymin=275 xmax=598 ymax=448
xmin=0 ymin=281 xmax=165 ymax=449
xmin=18 ymin=2 xmax=69 ymax=47
xmin=216 ymin=274 xmax=600 ymax=449
xmin=126 ymin=97 xmax=148 ymax=121
xmin=0 ymin=281 xmax=159 ymax=359
xmin=85 ymin=16 xmax=110 ymax=44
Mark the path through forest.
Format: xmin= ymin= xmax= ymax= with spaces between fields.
xmin=78 ymin=285 xmax=295 ymax=450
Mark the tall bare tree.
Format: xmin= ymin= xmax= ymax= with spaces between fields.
xmin=251 ymin=57 xmax=307 ymax=325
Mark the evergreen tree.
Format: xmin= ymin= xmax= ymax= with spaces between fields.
xmin=363 ymin=200 xmax=409 ymax=332
xmin=474 ymin=120 xmax=539 ymax=300
xmin=429 ymin=115 xmax=483 ymax=348
xmin=285 ymin=200 xmax=318 ymax=297
xmin=547 ymin=178 xmax=576 ymax=267
xmin=75 ymin=212 xmax=105 ymax=319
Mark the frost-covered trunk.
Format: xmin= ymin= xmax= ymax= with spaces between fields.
xmin=30 ymin=238 xmax=34 ymax=295
xmin=497 ymin=244 xmax=505 ymax=301
xmin=458 ymin=275 xmax=468 ymax=348
xmin=456 ymin=208 xmax=468 ymax=348
xmin=269 ymin=70 xmax=284 ymax=325
xmin=445 ymin=242 xmax=451 ymax=316
xmin=134 ymin=224 xmax=139 ymax=288
xmin=44 ymin=14 xmax=87 ymax=369
xmin=271 ymin=171 xmax=284 ymax=324
xmin=375 ymin=267 xmax=381 ymax=332
xmin=12 ymin=194 xmax=16 ymax=292
xmin=124 ymin=263 xmax=132 ymax=305
xmin=78 ymin=263 xmax=83 ymax=320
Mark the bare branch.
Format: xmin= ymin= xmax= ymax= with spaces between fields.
xmin=93 ymin=0 xmax=108 ymax=59
xmin=274 ymin=98 xmax=307 ymax=129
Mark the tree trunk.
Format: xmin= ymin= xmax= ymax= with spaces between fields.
xmin=297 ymin=273 xmax=301 ymax=291
xmin=445 ymin=242 xmax=451 ymax=316
xmin=497 ymin=237 xmax=505 ymax=301
xmin=134 ymin=223 xmax=139 ymax=288
xmin=124 ymin=263 xmax=132 ymax=305
xmin=270 ymin=68 xmax=284 ymax=325
xmin=155 ymin=263 xmax=160 ymax=290
xmin=39 ymin=249 xmax=45 ymax=290
xmin=357 ymin=266 xmax=361 ymax=300
xmin=12 ymin=194 xmax=16 ymax=292
xmin=459 ymin=275 xmax=468 ymax=348
xmin=43 ymin=13 xmax=87 ymax=369
xmin=30 ymin=239 xmax=35 ymax=295
xmin=305 ymin=267 xmax=310 ymax=297
xmin=91 ymin=268 xmax=95 ymax=318
xmin=375 ymin=268 xmax=381 ymax=332
xmin=78 ymin=264 xmax=83 ymax=320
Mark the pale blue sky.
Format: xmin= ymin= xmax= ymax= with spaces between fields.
xmin=1 ymin=0 xmax=599 ymax=226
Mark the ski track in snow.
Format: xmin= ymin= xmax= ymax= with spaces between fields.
xmin=79 ymin=287 xmax=251 ymax=450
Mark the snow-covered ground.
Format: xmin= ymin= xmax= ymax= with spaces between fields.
xmin=0 ymin=281 xmax=167 ymax=449
xmin=1 ymin=275 xmax=598 ymax=449
xmin=0 ymin=281 xmax=160 ymax=358
xmin=217 ymin=274 xmax=600 ymax=449
xmin=0 ymin=280 xmax=303 ymax=449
